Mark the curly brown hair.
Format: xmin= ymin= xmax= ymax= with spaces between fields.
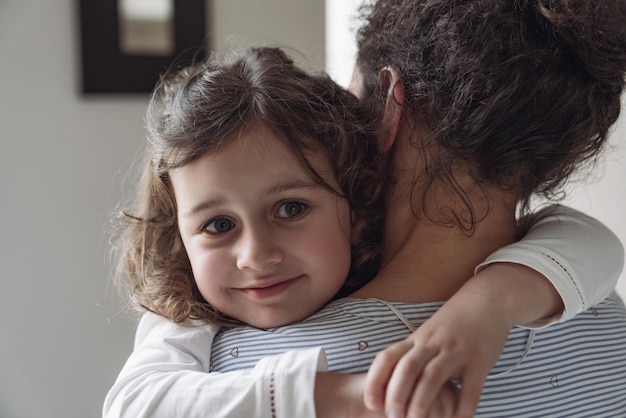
xmin=355 ymin=0 xmax=626 ymax=230
xmin=113 ymin=47 xmax=386 ymax=326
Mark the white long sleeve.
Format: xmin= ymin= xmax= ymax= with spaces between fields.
xmin=102 ymin=312 xmax=328 ymax=418
xmin=477 ymin=204 xmax=624 ymax=325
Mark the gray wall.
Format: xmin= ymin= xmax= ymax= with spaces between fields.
xmin=0 ymin=1 xmax=324 ymax=417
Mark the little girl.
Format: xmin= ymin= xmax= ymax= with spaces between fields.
xmin=118 ymin=46 xmax=385 ymax=329
xmin=105 ymin=47 xmax=623 ymax=417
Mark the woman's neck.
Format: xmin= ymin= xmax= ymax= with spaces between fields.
xmin=351 ymin=189 xmax=519 ymax=302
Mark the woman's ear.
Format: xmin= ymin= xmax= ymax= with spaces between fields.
xmin=378 ymin=66 xmax=405 ymax=153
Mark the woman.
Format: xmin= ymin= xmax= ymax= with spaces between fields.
xmin=336 ymin=1 xmax=626 ymax=416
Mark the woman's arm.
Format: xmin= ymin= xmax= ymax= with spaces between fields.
xmin=363 ymin=204 xmax=625 ymax=418
xmin=103 ymin=312 xmax=326 ymax=418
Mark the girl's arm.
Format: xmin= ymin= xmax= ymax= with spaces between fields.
xmin=103 ymin=312 xmax=327 ymax=418
xmin=104 ymin=312 xmax=451 ymax=418
xmin=363 ymin=204 xmax=624 ymax=418
xmin=477 ymin=204 xmax=624 ymax=324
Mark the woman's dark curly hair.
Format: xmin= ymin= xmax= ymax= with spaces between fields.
xmin=113 ymin=47 xmax=385 ymax=326
xmin=355 ymin=0 xmax=626 ymax=230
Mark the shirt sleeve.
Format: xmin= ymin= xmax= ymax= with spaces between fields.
xmin=476 ymin=204 xmax=625 ymax=327
xmin=103 ymin=312 xmax=328 ymax=418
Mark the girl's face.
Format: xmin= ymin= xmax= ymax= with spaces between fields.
xmin=170 ymin=127 xmax=353 ymax=329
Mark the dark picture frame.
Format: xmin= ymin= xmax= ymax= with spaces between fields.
xmin=78 ymin=0 xmax=207 ymax=94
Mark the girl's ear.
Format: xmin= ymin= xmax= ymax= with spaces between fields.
xmin=378 ymin=66 xmax=405 ymax=153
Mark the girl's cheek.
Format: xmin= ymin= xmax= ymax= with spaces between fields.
xmin=193 ymin=250 xmax=230 ymax=282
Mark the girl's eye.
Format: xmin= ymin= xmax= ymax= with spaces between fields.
xmin=203 ymin=217 xmax=235 ymax=234
xmin=276 ymin=201 xmax=308 ymax=219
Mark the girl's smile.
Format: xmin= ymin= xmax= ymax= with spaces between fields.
xmin=238 ymin=275 xmax=303 ymax=301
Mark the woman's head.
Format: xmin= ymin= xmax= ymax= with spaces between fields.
xmin=116 ymin=47 xmax=384 ymax=326
xmin=354 ymin=0 xmax=626 ymax=227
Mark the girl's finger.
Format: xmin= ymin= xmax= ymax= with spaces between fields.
xmin=364 ymin=340 xmax=412 ymax=410
xmin=453 ymin=367 xmax=485 ymax=418
xmin=406 ymin=355 xmax=460 ymax=417
xmin=383 ymin=344 xmax=437 ymax=417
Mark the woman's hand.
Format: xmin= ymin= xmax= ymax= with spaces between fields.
xmin=363 ymin=263 xmax=561 ymax=418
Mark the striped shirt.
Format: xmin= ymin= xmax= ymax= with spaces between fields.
xmin=212 ymin=291 xmax=626 ymax=417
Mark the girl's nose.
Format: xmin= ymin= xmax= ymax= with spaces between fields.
xmin=235 ymin=225 xmax=284 ymax=271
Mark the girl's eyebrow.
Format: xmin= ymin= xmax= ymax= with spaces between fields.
xmin=181 ymin=180 xmax=322 ymax=218
xmin=265 ymin=180 xmax=321 ymax=196
xmin=181 ymin=199 xmax=226 ymax=218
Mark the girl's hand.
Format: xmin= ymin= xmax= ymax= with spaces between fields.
xmin=363 ymin=298 xmax=510 ymax=418
xmin=316 ymin=372 xmax=387 ymax=418
xmin=316 ymin=371 xmax=458 ymax=418
xmin=363 ymin=263 xmax=561 ymax=418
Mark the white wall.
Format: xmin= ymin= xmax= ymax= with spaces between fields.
xmin=0 ymin=2 xmax=146 ymax=417
xmin=209 ymin=0 xmax=325 ymax=71
xmin=0 ymin=1 xmax=324 ymax=417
